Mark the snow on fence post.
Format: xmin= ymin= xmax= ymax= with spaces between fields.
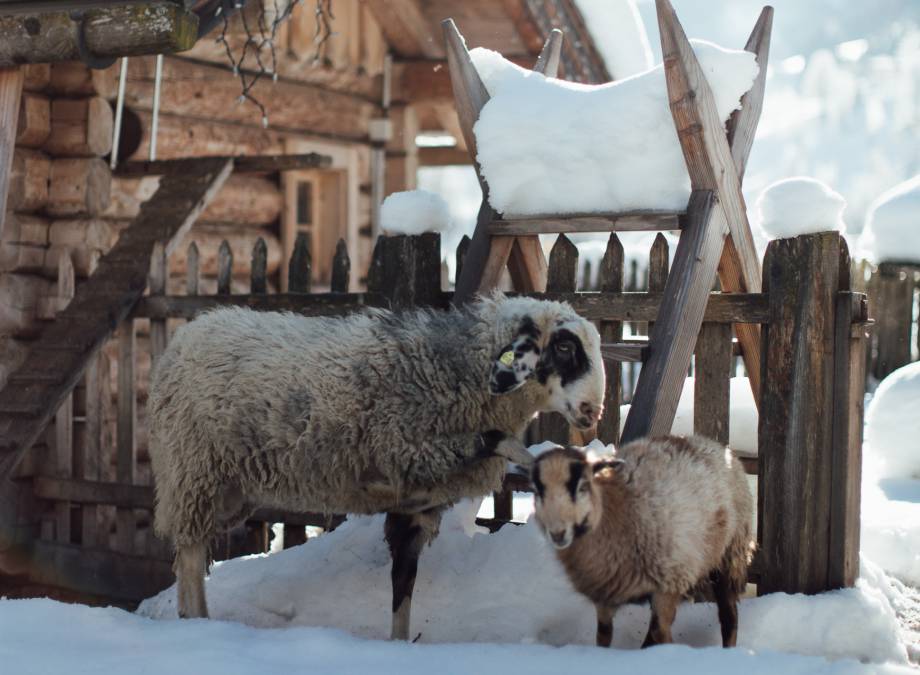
xmin=758 ymin=231 xmax=866 ymax=595
xmin=868 ymin=263 xmax=917 ymax=382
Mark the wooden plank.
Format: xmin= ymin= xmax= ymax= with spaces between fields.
xmin=34 ymin=476 xmax=153 ymax=511
xmin=596 ymin=234 xmax=623 ymax=445
xmin=16 ymin=91 xmax=50 ymax=148
xmin=330 ymin=239 xmax=351 ymax=293
xmin=53 ymin=252 xmax=75 ymax=544
xmin=288 ymin=232 xmax=312 ymax=293
xmin=829 ymin=256 xmax=867 ymax=588
xmin=27 ymin=539 xmax=174 ymax=604
xmin=0 ymin=67 xmax=23 ymax=240
xmin=186 ymin=241 xmax=199 ymax=295
xmin=758 ymin=232 xmax=846 ymax=595
xmin=115 ymin=321 xmax=136 ymax=554
xmin=870 ymin=263 xmax=914 ymax=380
xmin=80 ymin=355 xmax=102 ymax=548
xmin=540 ymin=234 xmax=579 ymax=445
xmin=0 ymin=3 xmax=198 ymax=66
xmin=489 ymin=213 xmax=682 ymax=235
xmin=534 ymin=29 xmax=564 ymax=75
xmin=216 ymin=240 xmax=233 ymax=295
xmin=694 ymin=322 xmax=732 ymax=444
xmin=148 ymin=242 xmax=167 ymax=367
xmin=116 ymin=153 xmax=332 ymax=178
xmin=656 ymin=0 xmax=763 ymax=407
xmin=621 ymin=190 xmax=727 ymax=442
xmin=600 ymin=342 xmax=647 ymax=363
xmin=647 ymin=233 xmax=669 ymax=336
xmin=251 ymin=237 xmax=268 ymax=294
xmin=506 ymin=236 xmax=547 ymax=292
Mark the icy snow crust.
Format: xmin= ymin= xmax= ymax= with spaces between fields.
xmin=2 ymin=594 xmax=914 ymax=675
xmin=380 ymin=189 xmax=452 ymax=236
xmin=755 ymin=176 xmax=847 ymax=239
xmin=859 ymin=175 xmax=920 ymax=264
xmin=471 ymin=41 xmax=758 ymax=217
xmin=137 ymin=506 xmax=909 ymax=667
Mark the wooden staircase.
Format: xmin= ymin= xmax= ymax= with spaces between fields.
xmin=444 ymin=0 xmax=772 ymax=444
xmin=0 ymin=153 xmax=330 ymax=483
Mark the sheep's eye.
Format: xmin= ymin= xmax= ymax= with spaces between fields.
xmin=556 ymin=340 xmax=574 ymax=355
xmin=578 ymin=482 xmax=590 ymax=494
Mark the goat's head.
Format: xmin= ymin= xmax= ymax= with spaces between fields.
xmin=530 ymin=445 xmax=623 ymax=550
xmin=489 ymin=298 xmax=605 ymax=430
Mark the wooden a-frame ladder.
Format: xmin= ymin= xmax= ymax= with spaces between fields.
xmin=445 ymin=0 xmax=773 ymax=444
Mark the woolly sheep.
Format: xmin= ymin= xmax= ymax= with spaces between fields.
xmin=531 ymin=436 xmax=753 ymax=648
xmin=148 ymin=294 xmax=605 ymax=639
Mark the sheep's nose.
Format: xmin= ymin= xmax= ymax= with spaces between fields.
xmin=549 ymin=530 xmax=568 ymax=546
xmin=579 ymin=402 xmax=602 ymax=422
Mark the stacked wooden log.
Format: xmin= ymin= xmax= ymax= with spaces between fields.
xmin=3 ymin=62 xmax=117 ymax=341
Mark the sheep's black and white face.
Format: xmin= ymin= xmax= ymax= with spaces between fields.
xmin=489 ymin=312 xmax=605 ymax=430
xmin=531 ymin=446 xmax=622 ymax=550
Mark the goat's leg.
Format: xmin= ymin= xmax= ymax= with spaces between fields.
xmin=711 ymin=568 xmax=740 ymax=647
xmin=384 ymin=507 xmax=443 ymax=641
xmin=595 ymin=604 xmax=616 ymax=647
xmin=641 ymin=592 xmax=680 ymax=647
xmin=175 ymin=542 xmax=209 ymax=618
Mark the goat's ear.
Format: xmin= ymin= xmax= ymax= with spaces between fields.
xmin=489 ymin=331 xmax=541 ymax=395
xmin=592 ymin=458 xmax=624 ymax=477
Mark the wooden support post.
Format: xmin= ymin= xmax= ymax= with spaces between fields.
xmin=53 ymin=253 xmax=75 ymax=543
xmin=0 ymin=67 xmax=23 ymax=239
xmin=80 ymin=355 xmax=102 ymax=548
xmin=758 ymin=232 xmax=856 ymax=595
xmin=116 ymin=320 xmax=137 ymax=554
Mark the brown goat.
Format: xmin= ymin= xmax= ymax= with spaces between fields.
xmin=531 ymin=436 xmax=753 ymax=648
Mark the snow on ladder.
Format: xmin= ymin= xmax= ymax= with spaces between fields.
xmin=443 ymin=0 xmax=772 ymax=445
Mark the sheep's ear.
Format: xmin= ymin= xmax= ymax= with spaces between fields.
xmin=489 ymin=334 xmax=541 ymax=395
xmin=592 ymin=458 xmax=624 ymax=476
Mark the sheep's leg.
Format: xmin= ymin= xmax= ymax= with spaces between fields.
xmin=595 ymin=604 xmax=616 ymax=647
xmin=711 ymin=569 xmax=739 ymax=647
xmin=641 ymin=592 xmax=679 ymax=647
xmin=384 ymin=507 xmax=443 ymax=641
xmin=175 ymin=542 xmax=209 ymax=618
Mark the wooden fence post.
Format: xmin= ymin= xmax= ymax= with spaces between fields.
xmin=869 ymin=263 xmax=915 ymax=381
xmin=758 ymin=231 xmax=864 ymax=595
xmin=596 ymin=234 xmax=623 ymax=445
xmin=371 ymin=233 xmax=441 ymax=310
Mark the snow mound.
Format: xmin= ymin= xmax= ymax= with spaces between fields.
xmin=380 ymin=190 xmax=452 ymax=236
xmin=574 ymin=0 xmax=653 ymax=80
xmin=2 ymin=597 xmax=915 ymax=675
xmin=862 ymin=481 xmax=920 ymax=587
xmin=864 ymin=362 xmax=920 ymax=481
xmin=138 ymin=506 xmax=907 ymax=665
xmin=755 ymin=177 xmax=847 ymax=239
xmin=859 ymin=175 xmax=920 ymax=264
xmin=470 ymin=40 xmax=758 ymax=216
xmin=619 ymin=377 xmax=758 ymax=457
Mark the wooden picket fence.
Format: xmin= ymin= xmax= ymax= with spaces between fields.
xmin=14 ymin=228 xmax=869 ymax=606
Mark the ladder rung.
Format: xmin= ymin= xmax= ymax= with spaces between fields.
xmin=489 ymin=211 xmax=683 ymax=236
xmin=601 ymin=341 xmax=648 ymax=362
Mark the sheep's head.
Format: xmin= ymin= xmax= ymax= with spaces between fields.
xmin=531 ymin=445 xmax=623 ymax=550
xmin=489 ymin=299 xmax=605 ymax=430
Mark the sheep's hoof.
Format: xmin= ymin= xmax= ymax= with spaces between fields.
xmin=495 ymin=437 xmax=534 ymax=466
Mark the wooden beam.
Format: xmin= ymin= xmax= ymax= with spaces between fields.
xmin=0 ymin=2 xmax=199 ymax=66
xmin=418 ymin=145 xmax=470 ymax=166
xmin=391 ymin=56 xmax=533 ymax=104
xmin=364 ymin=0 xmax=444 ymax=59
xmin=117 ymin=153 xmax=332 ymax=178
xmin=490 ymin=212 xmax=682 ymax=235
xmin=0 ymin=67 xmax=23 ymax=241
xmin=656 ymin=0 xmax=764 ymax=406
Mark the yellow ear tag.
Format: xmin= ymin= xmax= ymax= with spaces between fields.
xmin=499 ymin=350 xmax=515 ymax=367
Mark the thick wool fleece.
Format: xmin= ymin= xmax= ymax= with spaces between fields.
xmin=558 ymin=436 xmax=752 ymax=607
xmin=149 ymin=295 xmax=584 ymax=545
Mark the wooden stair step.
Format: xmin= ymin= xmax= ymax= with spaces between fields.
xmin=601 ymin=340 xmax=648 ymax=362
xmin=489 ymin=211 xmax=683 ymax=236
